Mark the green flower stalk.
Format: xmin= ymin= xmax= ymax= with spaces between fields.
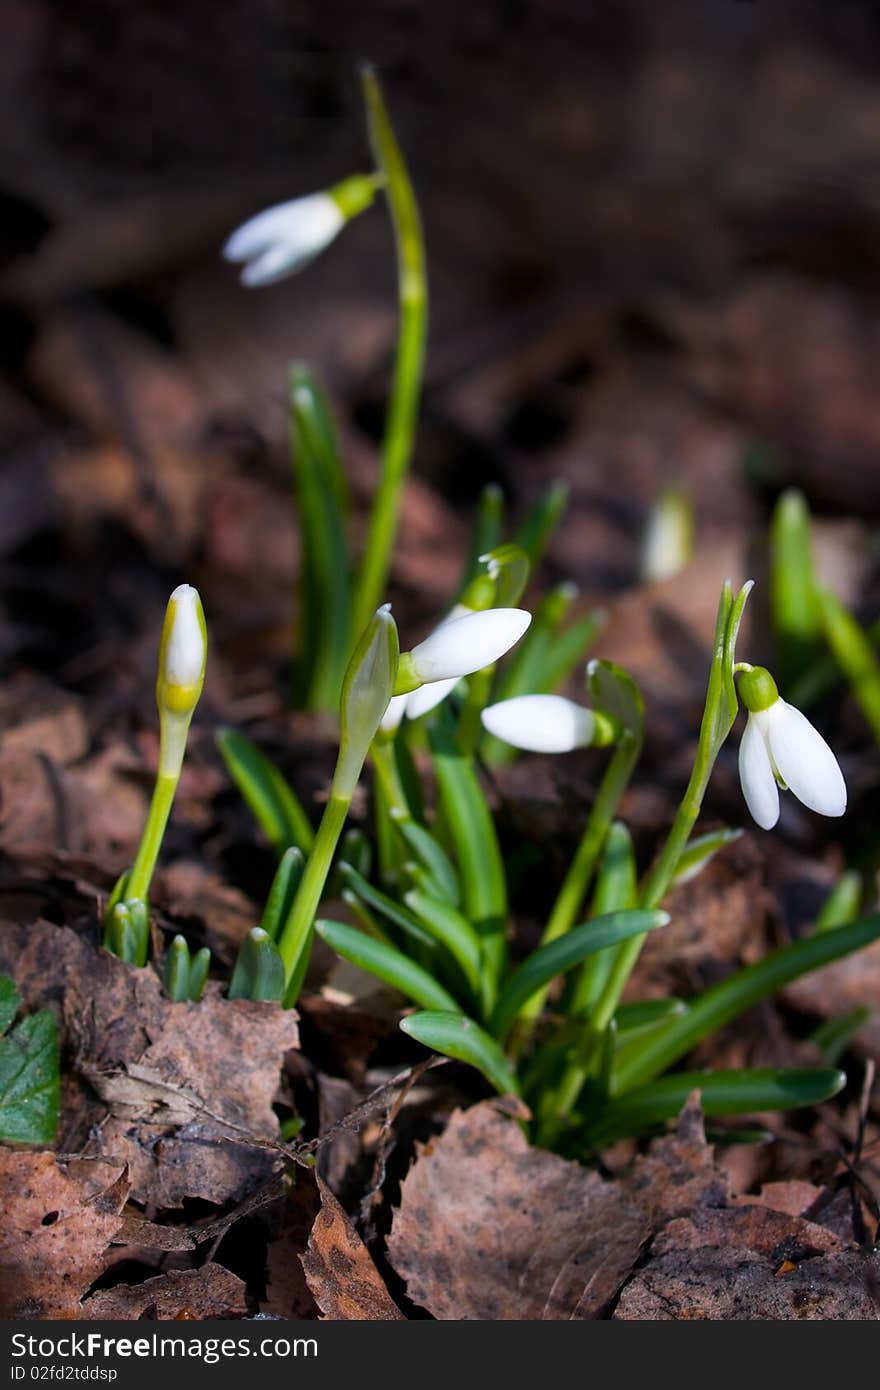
xmin=104 ymin=584 xmax=207 ymax=965
xmin=276 ymin=605 xmax=400 ymax=1002
xmin=348 ymin=66 xmax=428 ymax=646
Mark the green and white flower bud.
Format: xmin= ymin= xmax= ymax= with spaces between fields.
xmin=156 ymin=584 xmax=207 ymax=777
xmin=223 ymin=174 xmax=379 ymax=287
xmin=480 ymin=694 xmax=617 ymax=753
xmin=397 ymin=607 xmax=531 ymax=695
xmin=334 ymin=604 xmax=399 ymax=798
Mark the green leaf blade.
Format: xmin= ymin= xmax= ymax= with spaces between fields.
xmin=315 ymin=920 xmax=459 ymax=1012
xmin=400 ymin=1010 xmax=519 ymax=1096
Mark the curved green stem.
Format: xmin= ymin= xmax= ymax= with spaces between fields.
xmin=349 ymin=66 xmax=427 ymax=644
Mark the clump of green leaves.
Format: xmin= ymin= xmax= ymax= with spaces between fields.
xmin=0 ymin=975 xmax=60 ymax=1145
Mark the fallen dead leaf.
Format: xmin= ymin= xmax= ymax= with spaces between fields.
xmin=387 ymin=1100 xmax=650 ymax=1319
xmin=82 ymin=1264 xmax=248 ymax=1320
xmin=0 ymin=919 xmax=299 ymax=1207
xmin=301 ymin=1176 xmax=403 ymax=1320
xmin=0 ymin=1152 xmax=129 ymax=1319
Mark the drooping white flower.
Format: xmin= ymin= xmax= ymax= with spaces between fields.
xmin=163 ymin=584 xmax=206 ymax=690
xmin=224 ymin=193 xmax=346 ymax=286
xmin=481 ymin=694 xmax=599 ymax=753
xmin=737 ymin=666 xmax=846 ymax=830
xmin=379 ymin=693 xmax=409 ymax=734
xmin=406 ymin=608 xmax=531 ymax=684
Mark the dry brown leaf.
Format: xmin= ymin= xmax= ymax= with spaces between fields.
xmin=0 ymin=1152 xmax=129 ymax=1319
xmin=629 ymin=836 xmax=770 ymax=998
xmin=82 ymin=1264 xmax=248 ymax=1320
xmin=0 ymin=919 xmax=298 ymax=1207
xmin=626 ymin=1092 xmax=730 ymax=1220
xmin=387 ymin=1100 xmax=650 ymax=1319
xmin=263 ymin=1169 xmax=322 ymax=1320
xmin=301 ymin=1176 xmax=403 ymax=1321
xmin=615 ymin=1196 xmax=875 ymax=1324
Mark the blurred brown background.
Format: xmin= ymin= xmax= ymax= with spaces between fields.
xmin=2 ymin=0 xmax=880 ymax=682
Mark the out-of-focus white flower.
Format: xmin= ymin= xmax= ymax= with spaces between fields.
xmin=641 ymin=483 xmax=694 ymax=583
xmin=406 ymin=608 xmax=531 ymax=684
xmin=162 ymin=584 xmax=206 ymax=691
xmin=224 ymin=193 xmax=345 ymax=286
xmin=737 ymin=666 xmax=846 ymax=830
xmin=224 ymin=174 xmax=377 ymax=287
xmin=480 ymin=694 xmax=599 ymax=753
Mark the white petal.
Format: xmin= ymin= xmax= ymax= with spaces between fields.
xmin=405 ymin=677 xmax=460 ymax=720
xmin=738 ymin=713 xmax=779 ymax=829
xmin=409 ymin=608 xmax=531 ymax=682
xmin=480 ymin=695 xmax=596 ymax=753
xmin=223 ymin=193 xmax=344 ymax=284
xmin=765 ymin=701 xmax=847 ymax=818
xmin=164 ymin=584 xmax=205 ymax=686
xmin=379 ymin=693 xmax=408 ymax=734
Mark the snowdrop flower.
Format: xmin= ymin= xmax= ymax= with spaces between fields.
xmin=156 ymin=584 xmax=207 ymax=778
xmin=737 ymin=666 xmax=846 ymax=830
xmin=396 ymin=608 xmax=531 ymax=698
xmin=224 ymin=174 xmax=378 ymax=287
xmin=641 ymin=483 xmax=693 ymax=582
xmin=158 ymin=584 xmax=207 ymax=715
xmin=481 ymin=694 xmax=616 ymax=753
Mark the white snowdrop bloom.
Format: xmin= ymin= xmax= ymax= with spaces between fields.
xmin=223 ymin=193 xmax=346 ymax=286
xmin=407 ymin=608 xmax=531 ymax=684
xmin=737 ymin=666 xmax=846 ymax=831
xmin=163 ymin=585 xmax=206 ymax=691
xmin=379 ymin=693 xmax=408 ymax=734
xmin=405 ymin=676 xmax=461 ymax=721
xmin=481 ymin=694 xmax=598 ymax=753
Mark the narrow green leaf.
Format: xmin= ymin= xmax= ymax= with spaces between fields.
xmin=818 ymin=586 xmax=880 ymax=743
xmin=672 ymin=828 xmax=743 ymax=886
xmin=514 ymin=479 xmax=569 ymax=571
xmin=404 ymin=889 xmax=486 ymax=1008
xmin=567 ymin=821 xmax=638 ymax=1017
xmin=430 ymin=721 xmax=507 ymax=979
xmin=613 ymin=998 xmax=687 ymax=1034
xmin=216 ymin=728 xmax=314 ymax=856
xmin=395 ymin=819 xmax=460 ymax=906
xmin=289 ymin=365 xmax=351 ymax=712
xmin=229 ymin=928 xmax=285 ymax=1002
xmin=809 ymin=1007 xmax=872 ymax=1065
xmin=164 ymin=935 xmax=191 ymax=1002
xmin=585 ymin=1067 xmax=845 ymax=1147
xmin=491 ymin=909 xmax=668 ymax=1041
xmin=458 ymin=483 xmax=505 ymax=594
xmin=260 ymin=847 xmax=306 ymax=942
xmin=315 ymin=920 xmax=459 ymax=1012
xmin=770 ymin=489 xmax=822 ymax=687
xmin=187 ymin=948 xmax=211 ymax=1002
xmin=400 ymin=1010 xmax=519 ymax=1096
xmin=613 ymin=914 xmax=880 ymax=1093
xmin=338 ymin=863 xmax=437 ymax=952
xmin=0 ymin=980 xmax=60 ymax=1145
xmin=815 ymin=871 xmax=862 ymax=934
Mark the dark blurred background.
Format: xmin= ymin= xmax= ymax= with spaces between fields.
xmin=2 ymin=0 xmax=880 ymax=684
